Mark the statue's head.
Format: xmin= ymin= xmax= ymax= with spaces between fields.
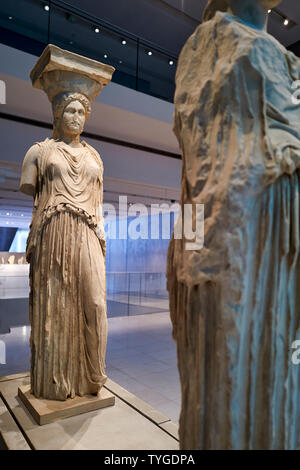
xmin=52 ymin=92 xmax=91 ymax=139
xmin=203 ymin=0 xmax=282 ymax=21
xmin=228 ymin=0 xmax=281 ymax=10
xmin=202 ymin=0 xmax=228 ymax=21
xmin=30 ymin=45 xmax=115 ymax=141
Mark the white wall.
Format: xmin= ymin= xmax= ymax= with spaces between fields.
xmin=0 ymin=117 xmax=181 ymax=188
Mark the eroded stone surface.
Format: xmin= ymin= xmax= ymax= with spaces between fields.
xmin=20 ymin=46 xmax=115 ymax=402
xmin=18 ymin=384 xmax=115 ymax=425
xmin=167 ymin=2 xmax=300 ymax=450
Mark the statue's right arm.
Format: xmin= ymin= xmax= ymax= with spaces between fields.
xmin=20 ymin=144 xmax=39 ymax=197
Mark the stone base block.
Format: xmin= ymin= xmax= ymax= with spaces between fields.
xmin=18 ymin=384 xmax=115 ymax=425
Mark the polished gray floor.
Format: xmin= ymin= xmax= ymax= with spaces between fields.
xmin=107 ymin=312 xmax=180 ymax=423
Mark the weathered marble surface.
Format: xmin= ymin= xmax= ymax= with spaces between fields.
xmin=167 ymin=1 xmax=300 ymax=450
xmin=18 ymin=384 xmax=115 ymax=425
xmin=20 ymin=45 xmax=115 ymax=401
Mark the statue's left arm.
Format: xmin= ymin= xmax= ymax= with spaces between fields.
xmin=92 ymin=148 xmax=106 ymax=257
xmin=96 ymin=179 xmax=106 ymax=257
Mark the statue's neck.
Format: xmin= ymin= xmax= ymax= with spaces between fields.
xmin=55 ymin=132 xmax=82 ymax=148
xmin=227 ymin=3 xmax=268 ymax=31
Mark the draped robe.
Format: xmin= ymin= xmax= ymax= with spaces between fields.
xmin=167 ymin=12 xmax=300 ymax=450
xmin=26 ymin=139 xmax=107 ymax=400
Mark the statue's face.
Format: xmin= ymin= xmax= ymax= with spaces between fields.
xmin=61 ymin=100 xmax=86 ymax=135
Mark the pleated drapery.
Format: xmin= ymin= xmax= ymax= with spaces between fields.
xmin=167 ymin=12 xmax=300 ymax=450
xmin=30 ymin=211 xmax=107 ymax=400
xmin=168 ymin=173 xmax=300 ymax=449
xmin=27 ymin=138 xmax=107 ymax=400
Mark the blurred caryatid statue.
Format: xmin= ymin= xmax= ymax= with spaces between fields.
xmin=167 ymin=0 xmax=300 ymax=450
xmin=20 ymin=45 xmax=114 ymax=401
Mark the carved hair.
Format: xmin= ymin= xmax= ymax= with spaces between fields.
xmin=52 ymin=92 xmax=91 ymax=139
xmin=202 ymin=0 xmax=229 ymax=22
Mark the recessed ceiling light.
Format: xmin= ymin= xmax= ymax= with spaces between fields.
xmin=121 ymin=40 xmax=127 ymax=45
xmin=169 ymin=60 xmax=174 ymax=65
xmin=44 ymin=4 xmax=50 ymax=11
xmin=95 ymin=28 xmax=100 ymax=33
xmin=284 ymin=18 xmax=289 ymax=26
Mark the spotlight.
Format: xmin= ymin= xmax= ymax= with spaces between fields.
xmin=268 ymin=9 xmax=271 ymax=14
xmin=284 ymin=18 xmax=289 ymax=26
xmin=104 ymin=54 xmax=108 ymax=59
xmin=44 ymin=4 xmax=50 ymax=11
xmin=8 ymin=16 xmax=13 ymax=20
xmin=147 ymin=51 xmax=153 ymax=56
xmin=169 ymin=60 xmax=174 ymax=65
xmin=121 ymin=40 xmax=127 ymax=45
xmin=95 ymin=27 xmax=100 ymax=33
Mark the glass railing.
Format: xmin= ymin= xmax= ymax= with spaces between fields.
xmin=0 ymin=0 xmax=177 ymax=102
xmin=0 ymin=261 xmax=169 ymax=318
xmin=107 ymin=272 xmax=169 ymax=317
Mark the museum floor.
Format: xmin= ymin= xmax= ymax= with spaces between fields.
xmin=0 ymin=310 xmax=181 ymax=425
xmin=107 ymin=312 xmax=180 ymax=424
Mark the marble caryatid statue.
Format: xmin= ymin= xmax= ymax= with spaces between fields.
xmin=20 ymin=45 xmax=114 ymax=401
xmin=167 ymin=0 xmax=300 ymax=450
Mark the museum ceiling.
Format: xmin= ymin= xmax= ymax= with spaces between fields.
xmin=1 ymin=1 xmax=299 ymax=62
xmin=68 ymin=0 xmax=300 ymax=54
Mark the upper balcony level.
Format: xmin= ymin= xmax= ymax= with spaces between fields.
xmin=0 ymin=0 xmax=178 ymax=103
xmin=0 ymin=0 xmax=299 ymax=104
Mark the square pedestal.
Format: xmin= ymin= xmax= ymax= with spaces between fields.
xmin=18 ymin=385 xmax=115 ymax=425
